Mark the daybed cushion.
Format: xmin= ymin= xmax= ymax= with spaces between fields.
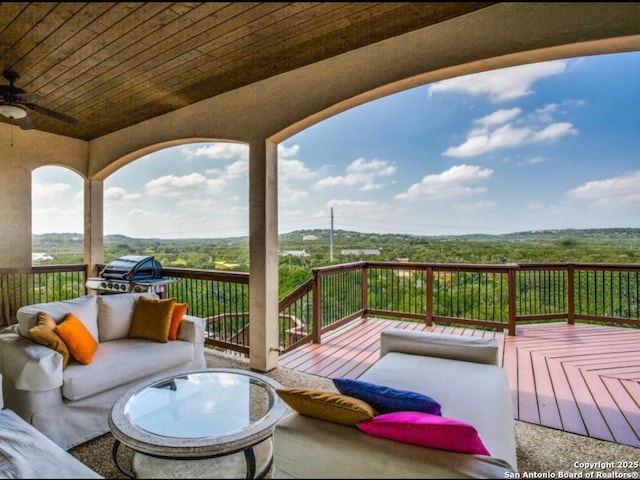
xmin=0 ymin=408 xmax=102 ymax=478
xmin=274 ymin=412 xmax=514 ymax=479
xmin=380 ymin=328 xmax=499 ymax=366
xmin=358 ymin=351 xmax=517 ymax=470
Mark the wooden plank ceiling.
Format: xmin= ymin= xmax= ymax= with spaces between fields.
xmin=0 ymin=2 xmax=495 ymax=141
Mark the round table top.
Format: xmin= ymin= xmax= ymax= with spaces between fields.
xmin=109 ymin=368 xmax=288 ymax=458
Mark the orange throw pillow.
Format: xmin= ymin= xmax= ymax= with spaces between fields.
xmin=55 ymin=312 xmax=99 ymax=365
xmin=169 ymin=302 xmax=188 ymax=340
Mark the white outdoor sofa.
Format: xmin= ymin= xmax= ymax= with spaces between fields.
xmin=0 ymin=292 xmax=206 ymax=450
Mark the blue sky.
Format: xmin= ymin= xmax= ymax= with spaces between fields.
xmin=33 ymin=51 xmax=640 ymax=238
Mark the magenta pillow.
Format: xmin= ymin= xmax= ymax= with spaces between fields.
xmin=357 ymin=411 xmax=490 ymax=455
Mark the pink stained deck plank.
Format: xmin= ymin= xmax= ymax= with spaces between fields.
xmin=597 ymin=375 xmax=640 ymax=447
xmin=502 ymin=336 xmax=520 ymax=418
xmin=545 ymin=351 xmax=589 ymax=436
xmin=516 ymin=347 xmax=541 ymax=424
xmin=563 ymin=363 xmax=615 ymax=442
xmin=530 ymin=351 xmax=563 ymax=429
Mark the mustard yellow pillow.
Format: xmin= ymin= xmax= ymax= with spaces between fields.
xmin=29 ymin=311 xmax=70 ymax=368
xmin=128 ymin=296 xmax=175 ymax=343
xmin=276 ymin=387 xmax=376 ymax=426
xmin=55 ymin=312 xmax=98 ymax=365
xmin=168 ymin=302 xmax=188 ymax=341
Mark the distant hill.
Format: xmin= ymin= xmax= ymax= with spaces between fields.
xmin=32 ymin=228 xmax=640 ymax=266
xmin=33 ymin=228 xmax=640 ymax=246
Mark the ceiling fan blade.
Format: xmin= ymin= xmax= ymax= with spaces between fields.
xmin=12 ymin=91 xmax=41 ymax=103
xmin=15 ymin=115 xmax=34 ymax=130
xmin=25 ymin=103 xmax=78 ymax=126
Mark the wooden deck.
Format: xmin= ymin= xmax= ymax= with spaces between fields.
xmin=279 ymin=319 xmax=640 ymax=448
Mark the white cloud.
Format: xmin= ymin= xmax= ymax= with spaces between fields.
xmin=428 ymin=60 xmax=567 ymax=102
xmin=104 ymin=186 xmax=141 ymax=201
xmin=327 ymin=199 xmax=378 ymax=209
xmin=32 ymin=182 xmax=71 ymax=198
xmin=475 ymin=108 xmax=522 ymax=129
xmin=444 ymin=109 xmax=578 ymax=158
xmin=532 ymin=123 xmax=578 ymax=142
xmin=444 ymin=123 xmax=531 ymax=157
xmin=183 ymin=142 xmax=248 ymax=160
xmin=146 ymin=173 xmax=208 ymax=197
xmin=567 ymin=170 xmax=640 ymax=207
xmin=225 ymin=159 xmax=248 ymax=179
xmin=279 ymin=158 xmax=315 ymax=181
xmin=313 ymin=157 xmax=396 ymax=191
xmin=395 ymin=164 xmax=493 ymax=201
xmin=278 ymin=144 xmax=300 ymax=158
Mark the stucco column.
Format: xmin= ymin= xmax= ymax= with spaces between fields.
xmin=83 ymin=179 xmax=104 ymax=277
xmin=0 ymin=153 xmax=32 ymax=268
xmin=248 ymin=140 xmax=279 ymax=372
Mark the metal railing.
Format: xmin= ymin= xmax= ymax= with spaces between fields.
xmin=0 ymin=264 xmax=88 ymax=325
xmin=2 ymin=261 xmax=639 ymax=355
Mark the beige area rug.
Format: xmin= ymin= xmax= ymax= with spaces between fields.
xmin=70 ymin=349 xmax=639 ymax=478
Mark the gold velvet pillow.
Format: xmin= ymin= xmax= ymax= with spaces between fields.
xmin=128 ymin=296 xmax=175 ymax=343
xmin=29 ymin=311 xmax=70 ymax=368
xmin=168 ymin=302 xmax=188 ymax=341
xmin=55 ymin=312 xmax=98 ymax=365
xmin=276 ymin=387 xmax=376 ymax=426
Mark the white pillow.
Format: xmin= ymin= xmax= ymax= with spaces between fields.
xmin=97 ymin=292 xmax=158 ymax=342
xmin=17 ymin=295 xmax=99 ymax=341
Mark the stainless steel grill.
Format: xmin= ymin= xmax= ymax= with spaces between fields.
xmin=85 ymin=255 xmax=175 ymax=294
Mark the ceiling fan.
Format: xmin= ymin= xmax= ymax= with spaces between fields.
xmin=0 ymin=70 xmax=78 ymax=130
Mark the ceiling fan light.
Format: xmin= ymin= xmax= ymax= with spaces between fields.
xmin=0 ymin=104 xmax=27 ymax=119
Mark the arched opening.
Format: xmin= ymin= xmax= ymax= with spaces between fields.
xmin=31 ymin=166 xmax=84 ymax=264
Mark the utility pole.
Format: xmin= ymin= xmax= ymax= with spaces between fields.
xmin=330 ymin=207 xmax=334 ymax=262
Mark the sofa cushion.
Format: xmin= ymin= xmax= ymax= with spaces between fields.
xmin=61 ymin=338 xmax=195 ymax=401
xmin=276 ymin=387 xmax=375 ymax=426
xmin=357 ymin=411 xmax=490 ymax=455
xmin=28 ymin=312 xmax=70 ymax=368
xmin=333 ymin=377 xmax=441 ymax=415
xmin=17 ymin=295 xmax=99 ymax=342
xmin=55 ymin=313 xmax=99 ymax=365
xmin=128 ymin=296 xmax=175 ymax=343
xmin=97 ymin=292 xmax=157 ymax=342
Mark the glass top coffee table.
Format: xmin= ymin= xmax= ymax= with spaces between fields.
xmin=109 ymin=368 xmax=289 ymax=479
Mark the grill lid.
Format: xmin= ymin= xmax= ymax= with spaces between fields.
xmin=99 ymin=255 xmax=162 ymax=281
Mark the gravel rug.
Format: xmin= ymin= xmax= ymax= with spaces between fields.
xmin=69 ymin=349 xmax=639 ymax=478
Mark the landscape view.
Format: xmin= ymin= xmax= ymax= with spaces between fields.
xmin=33 ymin=227 xmax=640 ymax=296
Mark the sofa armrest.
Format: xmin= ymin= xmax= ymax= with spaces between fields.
xmin=177 ymin=315 xmax=205 ymax=344
xmin=0 ymin=327 xmax=63 ymax=391
xmin=380 ymin=328 xmax=499 ymax=366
